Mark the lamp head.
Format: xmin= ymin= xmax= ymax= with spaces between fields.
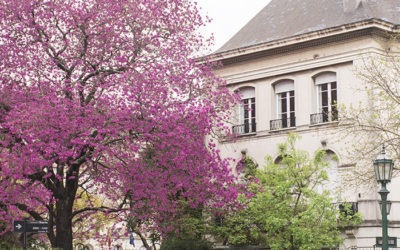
xmin=373 ymin=145 xmax=394 ymax=184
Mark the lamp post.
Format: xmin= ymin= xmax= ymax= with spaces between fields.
xmin=379 ymin=200 xmax=392 ymax=215
xmin=373 ymin=145 xmax=394 ymax=250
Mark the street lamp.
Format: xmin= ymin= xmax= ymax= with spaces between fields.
xmin=373 ymin=145 xmax=394 ymax=250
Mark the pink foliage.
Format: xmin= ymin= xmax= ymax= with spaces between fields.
xmin=0 ymin=0 xmax=239 ymax=246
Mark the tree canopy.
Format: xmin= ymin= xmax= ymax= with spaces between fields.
xmin=213 ymin=135 xmax=361 ymax=250
xmin=0 ymin=0 xmax=239 ymax=248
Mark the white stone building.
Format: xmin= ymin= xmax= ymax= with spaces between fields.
xmin=209 ymin=0 xmax=400 ymax=248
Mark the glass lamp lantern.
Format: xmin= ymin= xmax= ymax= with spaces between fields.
xmin=373 ymin=145 xmax=394 ymax=184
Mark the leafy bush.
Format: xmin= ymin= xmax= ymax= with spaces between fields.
xmin=160 ymin=237 xmax=213 ymax=250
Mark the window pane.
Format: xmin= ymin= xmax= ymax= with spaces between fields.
xmin=290 ymin=112 xmax=296 ymax=127
xmin=322 ymin=106 xmax=329 ymax=122
xmin=244 ymin=123 xmax=249 ymax=133
xmin=281 ymin=112 xmax=287 ymax=128
xmin=321 ymin=90 xmax=328 ymax=107
xmin=239 ymin=104 xmax=244 ymax=124
xmin=281 ymin=94 xmax=287 ymax=113
xmin=251 ymin=98 xmax=256 ymax=118
xmin=290 ymin=91 xmax=295 ymax=112
xmin=243 ymin=99 xmax=249 ymax=120
xmin=277 ymin=94 xmax=282 ymax=115
xmin=332 ymin=105 xmax=338 ymax=121
xmin=331 ymin=89 xmax=337 ymax=104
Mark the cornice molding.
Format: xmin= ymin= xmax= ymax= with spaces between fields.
xmin=207 ymin=19 xmax=399 ymax=66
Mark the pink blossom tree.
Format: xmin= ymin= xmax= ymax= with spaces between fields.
xmin=0 ymin=0 xmax=239 ymax=249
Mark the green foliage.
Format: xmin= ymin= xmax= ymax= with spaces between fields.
xmin=0 ymin=240 xmax=52 ymax=250
xmin=0 ymin=230 xmax=20 ymax=249
xmin=241 ymin=155 xmax=258 ymax=179
xmin=212 ymin=207 xmax=261 ymax=246
xmin=160 ymin=206 xmax=214 ymax=250
xmin=213 ymin=134 xmax=358 ymax=249
xmin=160 ymin=237 xmax=213 ymax=250
xmin=0 ymin=241 xmax=12 ymax=250
xmin=338 ymin=203 xmax=363 ymax=228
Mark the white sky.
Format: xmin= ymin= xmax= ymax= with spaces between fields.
xmin=197 ymin=0 xmax=272 ymax=52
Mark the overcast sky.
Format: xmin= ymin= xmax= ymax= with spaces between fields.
xmin=197 ymin=0 xmax=272 ymax=52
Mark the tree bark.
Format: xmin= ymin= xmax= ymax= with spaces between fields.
xmin=54 ymin=196 xmax=75 ymax=250
xmin=52 ymin=163 xmax=79 ymax=250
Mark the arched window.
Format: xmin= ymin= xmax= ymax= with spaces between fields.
xmin=233 ymin=87 xmax=256 ymax=134
xmin=271 ymin=80 xmax=295 ymax=130
xmin=240 ymin=156 xmax=258 ymax=179
xmin=236 ymin=150 xmax=258 ymax=181
xmin=323 ymin=149 xmax=340 ymax=193
xmin=311 ymin=72 xmax=338 ymax=124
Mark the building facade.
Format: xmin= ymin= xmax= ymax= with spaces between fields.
xmin=209 ymin=0 xmax=400 ymax=248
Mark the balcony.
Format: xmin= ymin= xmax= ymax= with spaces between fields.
xmin=232 ymin=123 xmax=256 ymax=135
xmin=338 ymin=202 xmax=358 ymax=215
xmin=270 ymin=116 xmax=296 ymax=131
xmin=310 ymin=110 xmax=338 ymax=125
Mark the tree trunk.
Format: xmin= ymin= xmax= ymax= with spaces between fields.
xmin=54 ymin=197 xmax=74 ymax=250
xmin=52 ymin=164 xmax=79 ymax=250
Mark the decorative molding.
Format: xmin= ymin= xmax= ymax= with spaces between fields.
xmin=209 ymin=19 xmax=398 ymax=63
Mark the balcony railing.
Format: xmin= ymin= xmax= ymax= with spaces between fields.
xmin=310 ymin=111 xmax=338 ymax=125
xmin=270 ymin=116 xmax=296 ymax=131
xmin=338 ymin=202 xmax=358 ymax=215
xmin=232 ymin=123 xmax=256 ymax=135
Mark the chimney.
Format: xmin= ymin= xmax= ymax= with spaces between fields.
xmin=343 ymin=0 xmax=362 ymax=12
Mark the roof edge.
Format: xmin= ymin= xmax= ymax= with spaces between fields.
xmin=207 ymin=19 xmax=399 ymax=64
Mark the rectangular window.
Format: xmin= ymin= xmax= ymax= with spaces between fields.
xmin=276 ymin=90 xmax=295 ymax=129
xmin=233 ymin=87 xmax=256 ymax=135
xmin=241 ymin=97 xmax=256 ymax=133
xmin=317 ymin=82 xmax=337 ymax=123
xmin=311 ymin=73 xmax=338 ymax=125
xmin=235 ymin=97 xmax=256 ymax=134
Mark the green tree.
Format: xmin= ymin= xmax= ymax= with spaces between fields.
xmin=214 ymin=134 xmax=361 ymax=249
xmin=160 ymin=205 xmax=213 ymax=250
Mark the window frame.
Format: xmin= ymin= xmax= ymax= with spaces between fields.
xmin=233 ymin=87 xmax=256 ymax=134
xmin=311 ymin=72 xmax=338 ymax=124
xmin=271 ymin=80 xmax=296 ymax=130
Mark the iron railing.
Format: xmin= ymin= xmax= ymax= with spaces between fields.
xmin=310 ymin=111 xmax=338 ymax=125
xmin=337 ymin=202 xmax=358 ymax=215
xmin=270 ymin=116 xmax=296 ymax=130
xmin=232 ymin=123 xmax=256 ymax=135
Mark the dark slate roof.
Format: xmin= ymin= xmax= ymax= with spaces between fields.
xmin=216 ymin=0 xmax=400 ymax=53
